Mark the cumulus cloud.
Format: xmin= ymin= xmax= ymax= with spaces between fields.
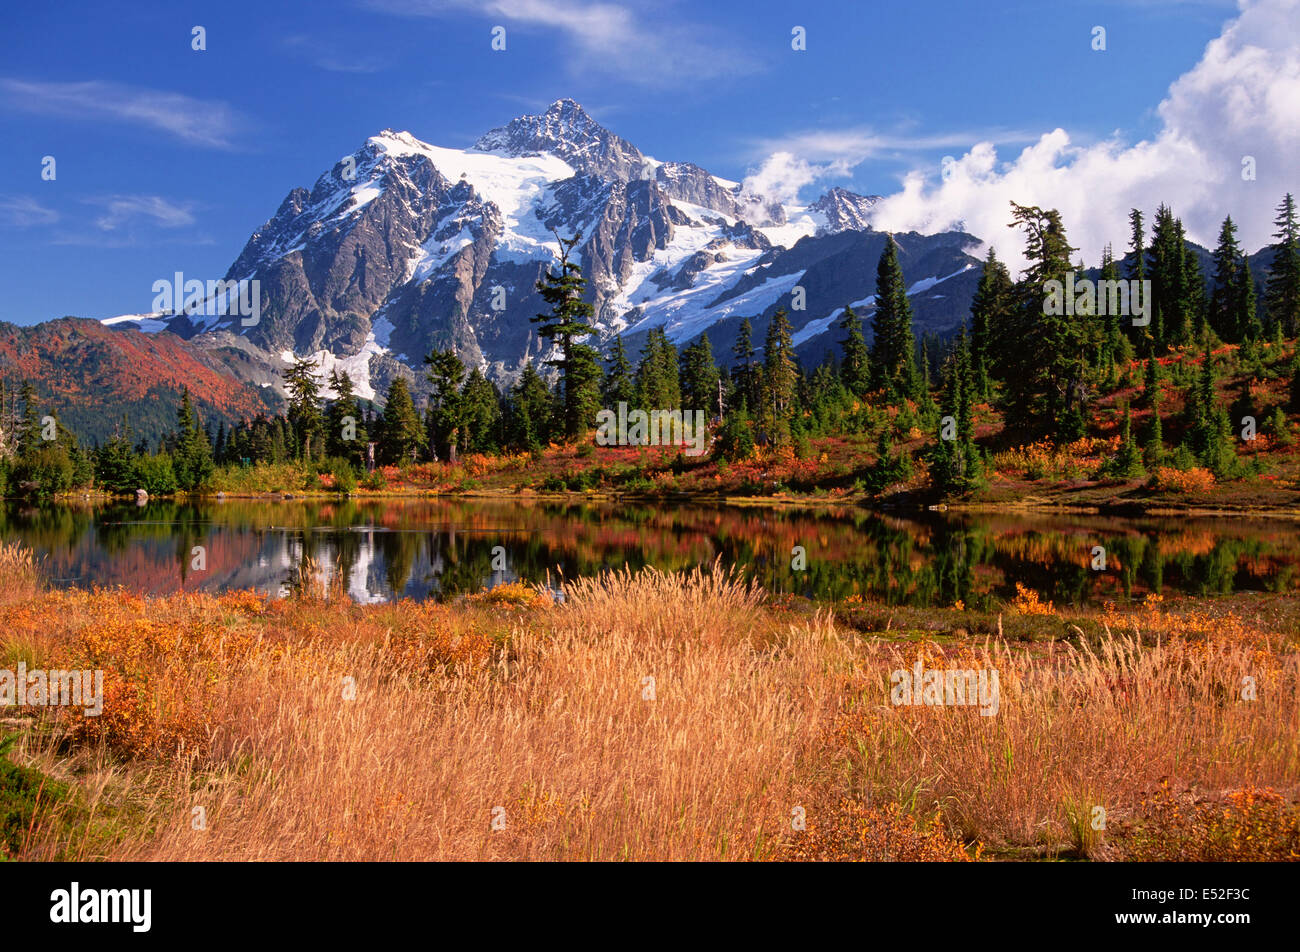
xmin=740 ymin=126 xmax=1038 ymax=219
xmin=864 ymin=0 xmax=1300 ymax=271
xmin=739 ymin=151 xmax=852 ymax=212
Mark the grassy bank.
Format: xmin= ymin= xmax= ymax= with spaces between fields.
xmin=1 ymin=542 xmax=1297 ymax=861
xmin=173 ymin=435 xmax=1299 ymax=516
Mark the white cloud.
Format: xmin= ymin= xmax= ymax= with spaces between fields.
xmin=0 ymin=197 xmax=59 ymax=227
xmin=282 ymin=35 xmax=386 ymax=73
xmin=863 ymin=0 xmax=1300 ymax=271
xmin=738 ymin=151 xmax=852 ymax=211
xmin=0 ymin=79 xmax=243 ymax=148
xmin=369 ymin=0 xmax=758 ymax=86
xmin=740 ymin=126 xmax=1038 ymax=212
xmin=752 ymin=127 xmax=1038 ymax=167
xmin=87 ymin=195 xmax=197 ymax=231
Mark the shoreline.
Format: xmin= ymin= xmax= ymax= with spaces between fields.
xmin=27 ymin=485 xmax=1300 ymax=519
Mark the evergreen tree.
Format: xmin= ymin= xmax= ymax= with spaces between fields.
xmin=1126 ymin=209 xmax=1148 ymax=351
xmin=1127 ymin=209 xmax=1147 ymax=282
xmin=808 ymin=359 xmax=846 ymax=427
xmin=1097 ymin=244 xmax=1124 ymax=376
xmin=970 ymin=247 xmax=1014 ymax=398
xmin=762 ymin=309 xmax=798 ymax=446
xmin=377 ymin=376 xmax=425 ymax=464
xmin=731 ymin=319 xmax=760 ymax=412
xmin=716 ymin=404 xmax=755 ymax=461
xmin=1182 ymin=345 xmax=1236 ymax=476
xmin=1180 ymin=225 xmax=1206 ymax=342
xmin=1265 ymin=193 xmax=1300 ymax=336
xmin=1003 ymin=202 xmax=1080 ymax=438
xmin=930 ymin=329 xmax=981 ymax=494
xmin=93 ymin=418 xmax=138 ymax=492
xmin=171 ymin=387 xmax=213 ymax=491
xmin=424 ymin=348 xmax=467 ymax=462
xmin=1209 ymin=216 xmax=1242 ymax=341
xmin=917 ymin=340 xmax=940 ymax=426
xmin=870 ymin=237 xmax=919 ymax=400
xmin=1161 ymin=217 xmax=1202 ymax=346
xmin=283 ymin=356 xmax=323 ymax=461
xmin=1236 ymin=253 xmax=1261 ymax=343
xmin=17 ymin=382 xmax=40 ymax=457
xmin=532 ymin=232 xmax=600 ymax=440
xmin=271 ymin=416 xmax=289 ymax=462
xmin=837 ymin=305 xmax=871 ymax=398
xmin=635 ymin=328 xmax=681 ymax=409
xmin=1148 ymin=204 xmax=1184 ymax=350
xmin=564 ymin=344 xmax=603 ymax=439
xmin=506 ymin=362 xmax=554 ymax=451
xmin=864 ymin=427 xmax=913 ymax=495
xmin=601 ymin=335 xmax=636 ymax=408
xmin=1142 ymin=353 xmax=1162 ymax=408
xmin=1143 ymin=393 xmax=1165 ymax=468
xmin=324 ymin=370 xmax=366 ymax=466
xmin=250 ymin=416 xmax=273 ymax=463
xmin=1290 ymin=349 xmax=1300 ymax=413
xmin=679 ymin=333 xmax=721 ymax=416
xmin=461 ymin=369 xmax=503 ymax=454
xmin=1112 ymin=401 xmax=1144 ymax=477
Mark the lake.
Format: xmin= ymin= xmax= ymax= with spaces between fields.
xmin=3 ymin=497 xmax=1298 ymax=608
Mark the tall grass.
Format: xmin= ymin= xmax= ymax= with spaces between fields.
xmin=1 ymin=544 xmax=1296 ymax=861
xmin=0 ymin=541 xmax=38 ymax=605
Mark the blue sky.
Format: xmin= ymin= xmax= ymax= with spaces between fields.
xmin=0 ymin=0 xmax=1267 ymax=324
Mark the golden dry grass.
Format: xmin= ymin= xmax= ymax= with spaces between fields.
xmin=825 ymin=632 xmax=1299 ymax=858
xmin=1 ymin=545 xmax=1297 ymax=862
xmin=0 ymin=540 xmax=38 ymax=603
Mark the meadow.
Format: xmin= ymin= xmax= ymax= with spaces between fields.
xmin=1 ymin=541 xmax=1297 ymax=862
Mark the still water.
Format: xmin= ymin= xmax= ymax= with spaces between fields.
xmin=3 ymin=498 xmax=1297 ymax=608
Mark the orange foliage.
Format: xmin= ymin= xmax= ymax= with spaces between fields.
xmin=782 ymin=798 xmax=978 ymax=862
xmin=1125 ymin=784 xmax=1300 ymax=860
xmin=1151 ymin=466 xmax=1216 ymax=493
xmin=1011 ymin=581 xmax=1055 ymax=616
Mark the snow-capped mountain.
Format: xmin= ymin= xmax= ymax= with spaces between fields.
xmin=106 ymin=99 xmax=983 ymax=404
xmin=810 ymin=187 xmax=882 ymax=234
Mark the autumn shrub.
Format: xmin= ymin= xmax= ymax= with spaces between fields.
xmin=466 ymin=581 xmax=545 ymax=610
xmin=782 ymin=798 xmax=977 ymax=862
xmin=210 ymin=461 xmax=315 ymax=494
xmin=1010 ymin=582 xmax=1055 ymax=616
xmin=1150 ymin=466 xmax=1216 ymax=493
xmin=1123 ymin=784 xmax=1300 ymax=860
xmin=361 ymin=468 xmax=388 ymax=491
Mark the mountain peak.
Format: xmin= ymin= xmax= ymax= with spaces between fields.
xmin=810 ymin=187 xmax=882 ymax=234
xmin=474 ymin=99 xmax=647 ymax=182
xmin=543 ymin=97 xmax=588 ymax=117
